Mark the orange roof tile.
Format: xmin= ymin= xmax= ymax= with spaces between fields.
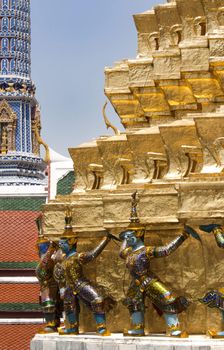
xmin=0 ymin=211 xmax=40 ymax=262
xmin=0 ymin=324 xmax=43 ymax=350
xmin=0 ymin=284 xmax=39 ymax=303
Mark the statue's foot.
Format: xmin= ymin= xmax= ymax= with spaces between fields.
xmin=208 ymin=330 xmax=224 ymax=338
xmin=167 ymin=325 xmax=188 ymax=338
xmin=96 ymin=324 xmax=111 ymax=336
xmin=58 ymin=326 xmax=79 ymax=335
xmin=169 ymin=330 xmax=188 ymax=338
xmin=38 ymin=322 xmax=58 ymax=334
xmin=38 ymin=326 xmax=58 ymax=334
xmin=123 ymin=327 xmax=145 ymax=337
xmin=97 ymin=328 xmax=111 ymax=336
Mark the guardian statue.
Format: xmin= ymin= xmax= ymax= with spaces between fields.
xmin=199 ymin=224 xmax=224 ymax=338
xmin=35 ymin=215 xmax=62 ymax=334
xmin=58 ymin=209 xmax=116 ymax=336
xmin=118 ymin=191 xmax=198 ymax=337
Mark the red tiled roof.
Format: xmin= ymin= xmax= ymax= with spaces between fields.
xmin=0 ymin=324 xmax=43 ymax=350
xmin=0 ymin=283 xmax=39 ymax=303
xmin=0 ymin=211 xmax=40 ymax=262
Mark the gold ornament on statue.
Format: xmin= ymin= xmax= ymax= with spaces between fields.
xmin=60 ymin=208 xmax=78 ymax=240
xmin=36 ymin=214 xmax=48 ymax=244
xmin=128 ymin=191 xmax=145 ymax=236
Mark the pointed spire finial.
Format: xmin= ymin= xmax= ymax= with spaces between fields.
xmin=130 ymin=190 xmax=140 ymax=224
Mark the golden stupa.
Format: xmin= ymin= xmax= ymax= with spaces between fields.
xmin=43 ymin=0 xmax=224 ymax=334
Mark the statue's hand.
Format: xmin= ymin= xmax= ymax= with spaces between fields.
xmin=199 ymin=224 xmax=221 ymax=233
xmin=184 ymin=225 xmax=201 ymax=242
xmin=59 ymin=287 xmax=65 ymax=300
xmin=50 ymin=241 xmax=59 ymax=249
xmin=107 ymin=232 xmax=121 ymax=242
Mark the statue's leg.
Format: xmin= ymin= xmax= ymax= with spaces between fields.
xmin=124 ymin=310 xmax=145 ymax=337
xmin=38 ymin=285 xmax=59 ymax=334
xmin=58 ymin=287 xmax=79 ymax=335
xmin=92 ymin=300 xmax=110 ymax=336
xmin=123 ymin=283 xmax=145 ymax=336
xmin=199 ymin=289 xmax=224 ymax=338
xmin=55 ymin=287 xmax=63 ymax=328
xmin=50 ymin=280 xmax=62 ymax=329
xmin=145 ymin=279 xmax=188 ymax=337
xmin=163 ymin=313 xmax=182 ymax=337
xmin=208 ymin=310 xmax=224 ymax=338
xmin=209 ymin=289 xmax=224 ymax=338
xmin=220 ymin=310 xmax=224 ymax=334
xmin=78 ymin=283 xmax=110 ymax=336
xmin=214 ymin=311 xmax=224 ymax=337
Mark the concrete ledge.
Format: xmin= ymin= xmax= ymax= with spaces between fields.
xmin=31 ymin=333 xmax=224 ymax=350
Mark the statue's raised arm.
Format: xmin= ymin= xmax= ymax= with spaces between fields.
xmin=152 ymin=231 xmax=188 ymax=258
xmin=78 ymin=233 xmax=111 ymax=265
xmin=200 ymin=224 xmax=224 ymax=248
xmin=152 ymin=225 xmax=200 ymax=258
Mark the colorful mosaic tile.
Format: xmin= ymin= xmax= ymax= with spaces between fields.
xmin=57 ymin=171 xmax=75 ymax=196
xmin=0 ymin=197 xmax=46 ymax=211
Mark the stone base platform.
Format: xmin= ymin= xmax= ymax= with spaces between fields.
xmin=31 ymin=333 xmax=224 ymax=350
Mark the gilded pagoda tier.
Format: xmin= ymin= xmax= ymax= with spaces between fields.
xmin=66 ymin=107 xmax=224 ymax=203
xmin=105 ymin=0 xmax=224 ymax=128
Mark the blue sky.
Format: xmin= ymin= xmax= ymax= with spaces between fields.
xmin=31 ymin=0 xmax=162 ymax=156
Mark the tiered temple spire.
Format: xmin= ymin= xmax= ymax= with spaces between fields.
xmin=0 ymin=0 xmax=46 ymax=186
xmin=0 ymin=0 xmax=31 ymax=78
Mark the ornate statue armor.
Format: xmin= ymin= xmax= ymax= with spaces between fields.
xmin=120 ymin=236 xmax=189 ymax=314
xmin=35 ymin=215 xmax=62 ymax=334
xmin=58 ymin=210 xmax=115 ymax=336
xmin=199 ymin=224 xmax=224 ymax=338
xmin=118 ymin=191 xmax=193 ymax=337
